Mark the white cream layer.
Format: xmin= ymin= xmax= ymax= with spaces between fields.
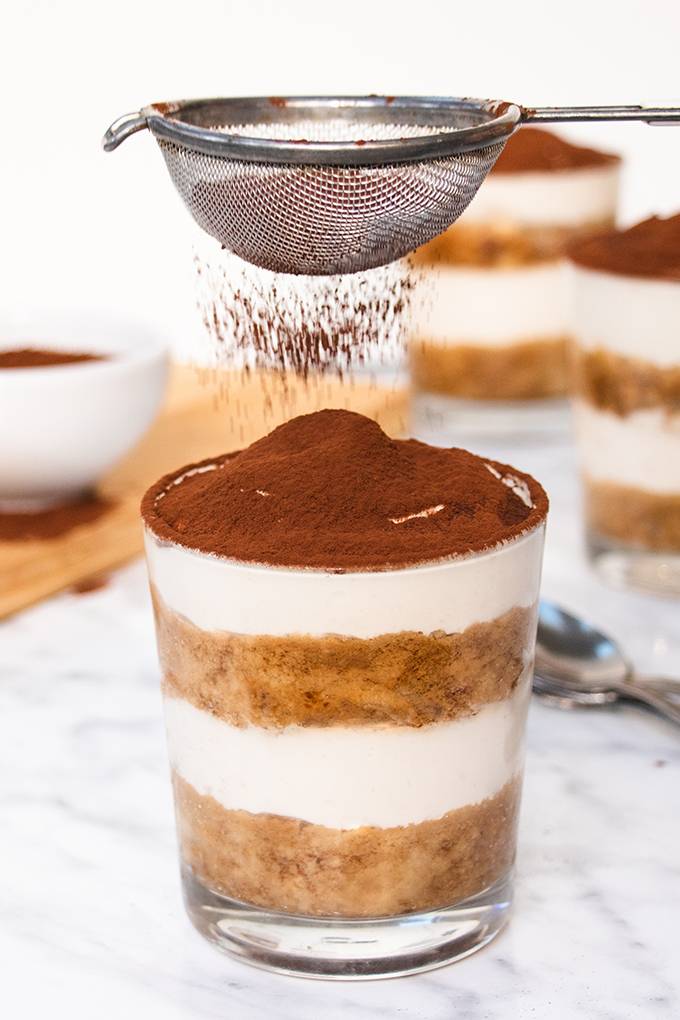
xmin=571 ymin=266 xmax=680 ymax=367
xmin=412 ymin=263 xmax=568 ymax=346
xmin=462 ymin=165 xmax=619 ymax=228
xmin=145 ymin=524 xmax=544 ymax=637
xmin=164 ymin=684 xmax=529 ymax=829
xmin=574 ymin=401 xmax=680 ymax=494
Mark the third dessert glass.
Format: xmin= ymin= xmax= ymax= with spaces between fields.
xmin=569 ymin=214 xmax=680 ymax=596
xmin=410 ymin=128 xmax=620 ymax=436
xmin=142 ymin=409 xmax=548 ymax=978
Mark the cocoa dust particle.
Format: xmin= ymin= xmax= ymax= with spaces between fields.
xmin=70 ymin=574 xmax=110 ymax=595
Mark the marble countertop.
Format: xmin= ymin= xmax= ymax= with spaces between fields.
xmin=3 ymin=433 xmax=680 ymax=1020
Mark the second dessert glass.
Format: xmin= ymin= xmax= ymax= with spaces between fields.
xmin=569 ymin=215 xmax=680 ymax=596
xmin=410 ymin=128 xmax=620 ymax=439
xmin=142 ymin=411 xmax=548 ymax=978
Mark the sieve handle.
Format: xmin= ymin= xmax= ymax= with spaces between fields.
xmin=102 ymin=111 xmax=149 ymax=151
xmin=523 ymin=105 xmax=680 ymax=126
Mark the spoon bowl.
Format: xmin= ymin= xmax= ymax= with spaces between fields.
xmin=535 ymin=602 xmax=630 ymax=687
xmin=534 ymin=601 xmax=680 ymax=726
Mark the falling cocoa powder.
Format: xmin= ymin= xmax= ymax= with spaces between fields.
xmin=193 ymin=248 xmax=413 ymax=378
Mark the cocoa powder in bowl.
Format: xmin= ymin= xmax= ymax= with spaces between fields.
xmin=142 ymin=409 xmax=548 ymax=571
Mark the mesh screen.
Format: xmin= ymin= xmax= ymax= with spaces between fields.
xmin=157 ymin=139 xmax=505 ymax=274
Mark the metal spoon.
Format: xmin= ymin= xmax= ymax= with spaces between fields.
xmin=534 ymin=601 xmax=680 ymax=726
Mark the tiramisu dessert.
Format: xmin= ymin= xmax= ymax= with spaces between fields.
xmin=410 ymin=128 xmax=620 ymax=421
xmin=569 ymin=214 xmax=680 ymax=593
xmin=142 ymin=409 xmax=548 ymax=977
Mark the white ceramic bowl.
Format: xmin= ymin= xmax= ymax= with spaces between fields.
xmin=0 ymin=312 xmax=168 ymax=507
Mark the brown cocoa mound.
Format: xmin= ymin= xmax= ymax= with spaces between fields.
xmin=0 ymin=348 xmax=106 ymax=369
xmin=493 ymin=127 xmax=619 ymax=175
xmin=569 ymin=214 xmax=680 ymax=282
xmin=142 ymin=409 xmax=548 ymax=570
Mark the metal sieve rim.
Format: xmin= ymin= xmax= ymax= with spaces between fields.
xmin=104 ymin=95 xmax=522 ymax=166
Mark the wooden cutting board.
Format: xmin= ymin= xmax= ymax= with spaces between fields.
xmin=0 ymin=366 xmax=408 ymax=619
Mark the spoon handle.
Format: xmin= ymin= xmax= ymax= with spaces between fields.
xmin=634 ymin=674 xmax=680 ymax=696
xmin=617 ymin=678 xmax=680 ymax=726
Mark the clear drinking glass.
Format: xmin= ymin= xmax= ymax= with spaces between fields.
xmin=143 ymin=484 xmax=546 ymax=978
xmin=570 ymin=261 xmax=680 ymax=596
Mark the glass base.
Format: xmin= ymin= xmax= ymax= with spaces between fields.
xmin=411 ymin=391 xmax=569 ymax=445
xmin=588 ymin=531 xmax=680 ymax=598
xmin=182 ymin=867 xmax=512 ymax=980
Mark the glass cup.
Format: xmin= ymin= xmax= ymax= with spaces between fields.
xmin=143 ymin=471 xmax=547 ymax=978
xmin=570 ymin=261 xmax=680 ymax=596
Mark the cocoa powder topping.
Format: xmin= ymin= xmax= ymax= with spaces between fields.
xmin=0 ymin=348 xmax=106 ymax=369
xmin=569 ymin=214 xmax=680 ymax=282
xmin=142 ymin=409 xmax=548 ymax=570
xmin=493 ymin=127 xmax=619 ymax=175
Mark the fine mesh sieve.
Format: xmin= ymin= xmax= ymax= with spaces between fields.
xmin=103 ymin=96 xmax=680 ymax=276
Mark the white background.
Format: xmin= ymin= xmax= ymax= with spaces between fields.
xmin=1 ymin=0 xmax=679 ymax=350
